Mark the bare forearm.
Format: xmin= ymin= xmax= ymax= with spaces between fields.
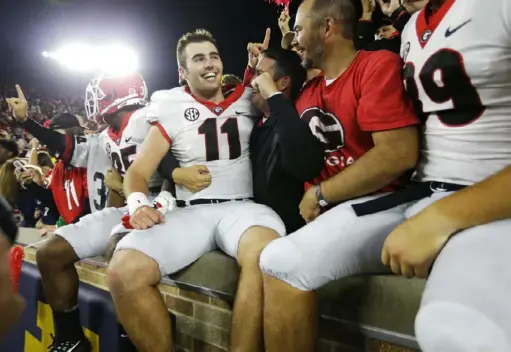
xmin=321 ymin=146 xmax=415 ymax=203
xmin=29 ymin=149 xmax=38 ymax=165
xmin=425 ymin=165 xmax=511 ymax=233
xmin=123 ymin=169 xmax=150 ymax=197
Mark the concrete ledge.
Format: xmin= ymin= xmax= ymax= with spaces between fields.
xmin=17 ymin=228 xmax=420 ymax=352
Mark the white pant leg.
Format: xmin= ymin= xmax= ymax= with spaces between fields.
xmin=215 ymin=201 xmax=286 ymax=259
xmin=259 ymin=195 xmax=409 ymax=291
xmin=55 ymin=207 xmax=126 ymax=259
xmin=414 ymin=217 xmax=511 ymax=352
xmin=115 ymin=205 xmax=219 ymax=276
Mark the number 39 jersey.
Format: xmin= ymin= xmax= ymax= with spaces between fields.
xmin=146 ymin=85 xmax=257 ymax=201
xmin=401 ymin=0 xmax=511 ymax=185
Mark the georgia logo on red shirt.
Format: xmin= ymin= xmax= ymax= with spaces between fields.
xmin=300 ymin=107 xmax=345 ymax=153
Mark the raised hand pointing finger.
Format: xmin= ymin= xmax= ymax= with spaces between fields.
xmin=262 ymin=28 xmax=271 ymax=50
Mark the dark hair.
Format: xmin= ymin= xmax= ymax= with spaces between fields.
xmin=0 ymin=139 xmax=19 ymax=158
xmin=176 ymin=29 xmax=218 ymax=68
xmin=308 ymin=0 xmax=362 ymax=40
xmin=49 ymin=112 xmax=82 ymax=130
xmin=37 ymin=151 xmax=54 ymax=169
xmin=222 ymin=74 xmax=242 ymax=86
xmin=261 ymin=48 xmax=307 ymax=101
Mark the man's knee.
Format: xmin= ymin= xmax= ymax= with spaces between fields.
xmin=415 ymin=301 xmax=511 ymax=352
xmin=36 ymin=236 xmax=78 ymax=270
xmin=107 ymin=249 xmax=161 ymax=293
xmin=237 ymin=226 xmax=279 ymax=267
xmin=259 ymin=237 xmax=312 ymax=291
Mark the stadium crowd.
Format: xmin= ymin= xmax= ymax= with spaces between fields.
xmin=1 ymin=0 xmax=511 ymax=352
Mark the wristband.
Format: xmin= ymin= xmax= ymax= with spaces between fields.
xmin=127 ymin=192 xmax=150 ymax=215
xmin=314 ymin=184 xmax=329 ymax=208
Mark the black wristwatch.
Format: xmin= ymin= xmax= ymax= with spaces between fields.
xmin=314 ymin=184 xmax=329 ymax=208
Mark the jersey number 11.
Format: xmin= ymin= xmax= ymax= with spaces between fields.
xmin=198 ymin=118 xmax=241 ymax=162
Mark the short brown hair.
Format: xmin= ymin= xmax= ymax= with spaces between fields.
xmin=222 ymin=74 xmax=242 ymax=86
xmin=176 ymin=29 xmax=218 ymax=68
xmin=308 ymin=0 xmax=362 ymax=40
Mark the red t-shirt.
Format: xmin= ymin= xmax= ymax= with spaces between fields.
xmin=295 ymin=50 xmax=419 ymax=191
xmin=50 ymin=160 xmax=88 ymax=224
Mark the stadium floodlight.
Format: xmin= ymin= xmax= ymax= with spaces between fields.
xmin=41 ymin=43 xmax=139 ymax=76
xmin=96 ymin=44 xmax=139 ymax=76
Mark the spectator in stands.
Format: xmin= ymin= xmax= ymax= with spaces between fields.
xmin=258 ymin=0 xmax=419 ymax=350
xmin=0 ymin=130 xmax=9 ymax=140
xmin=355 ymin=0 xmax=413 ymax=53
xmin=16 ymin=138 xmax=28 ymax=157
xmin=250 ymin=48 xmax=323 ymax=233
xmin=0 ymin=161 xmax=22 ymax=212
xmin=0 ymin=159 xmax=58 ymax=228
xmin=35 ymin=151 xmax=54 ymax=178
xmin=0 ymin=139 xmax=19 ymax=166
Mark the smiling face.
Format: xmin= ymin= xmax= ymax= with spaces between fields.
xmin=180 ymin=41 xmax=223 ymax=99
xmin=292 ymin=0 xmax=324 ymax=69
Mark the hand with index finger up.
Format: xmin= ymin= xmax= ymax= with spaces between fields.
xmin=6 ymin=85 xmax=28 ymax=123
xmin=247 ymin=28 xmax=271 ymax=68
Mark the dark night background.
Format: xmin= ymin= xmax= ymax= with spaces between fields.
xmin=0 ymin=0 xmax=297 ymax=94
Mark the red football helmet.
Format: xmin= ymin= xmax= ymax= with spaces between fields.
xmin=84 ymin=73 xmax=148 ymax=122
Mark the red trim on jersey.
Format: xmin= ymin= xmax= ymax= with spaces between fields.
xmin=62 ymin=134 xmax=74 ymax=163
xmin=184 ymin=84 xmax=245 ymax=116
xmin=107 ymin=110 xmax=134 ymax=145
xmin=416 ymin=0 xmax=455 ymax=48
xmin=150 ymin=122 xmax=172 ymax=145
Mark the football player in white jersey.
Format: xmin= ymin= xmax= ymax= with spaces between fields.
xmin=259 ymin=0 xmax=511 ymax=351
xmin=6 ymin=73 xmax=170 ymax=352
xmin=105 ymin=29 xmax=286 ymax=352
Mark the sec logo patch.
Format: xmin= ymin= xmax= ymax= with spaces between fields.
xmin=184 ymin=108 xmax=200 ymax=121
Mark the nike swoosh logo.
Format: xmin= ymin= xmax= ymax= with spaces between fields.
xmin=68 ymin=341 xmax=81 ymax=352
xmin=125 ymin=137 xmax=132 ymax=143
xmin=445 ymin=19 xmax=471 ymax=37
xmin=235 ymin=111 xmax=247 ymax=115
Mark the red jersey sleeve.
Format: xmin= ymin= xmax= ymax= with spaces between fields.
xmin=356 ymin=51 xmax=419 ymax=131
xmin=242 ymin=65 xmax=255 ymax=87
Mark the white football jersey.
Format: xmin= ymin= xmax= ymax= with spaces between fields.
xmin=401 ymin=0 xmax=511 ymax=185
xmin=146 ymin=85 xmax=257 ymax=201
xmin=65 ymin=108 xmax=162 ymax=211
xmin=63 ymin=132 xmax=110 ymax=212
